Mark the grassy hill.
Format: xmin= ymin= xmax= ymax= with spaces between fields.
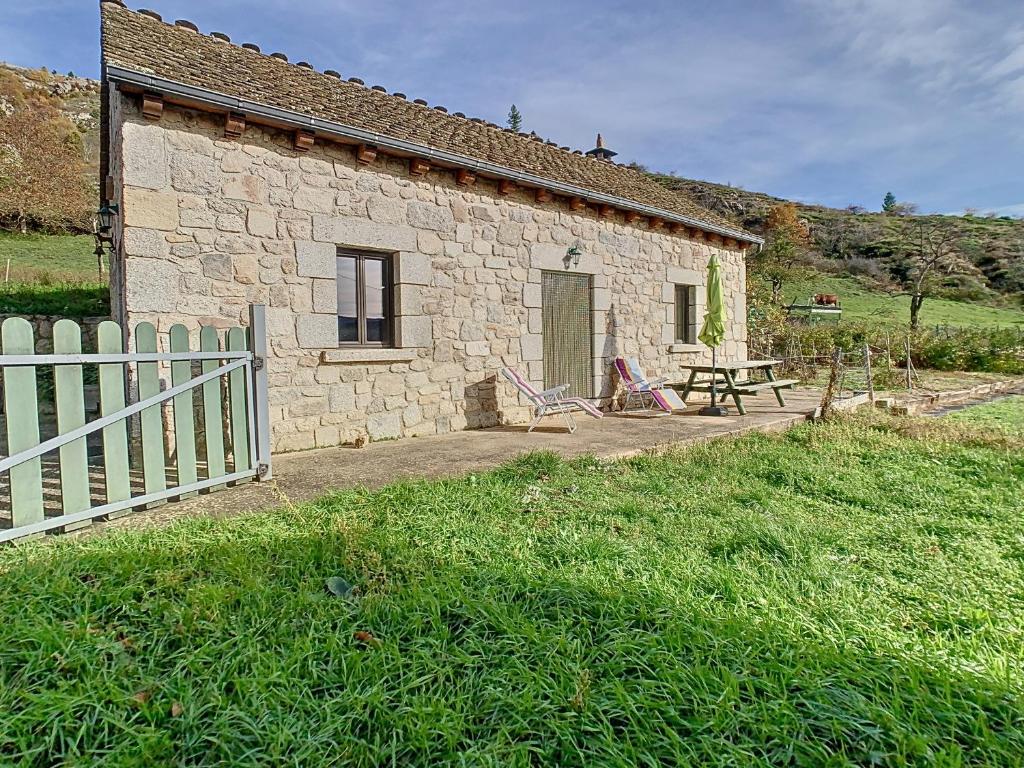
xmin=785 ymin=275 xmax=1024 ymax=328
xmin=0 ymin=232 xmax=108 ymax=316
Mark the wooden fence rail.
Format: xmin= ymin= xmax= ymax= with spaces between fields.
xmin=0 ymin=305 xmax=271 ymax=543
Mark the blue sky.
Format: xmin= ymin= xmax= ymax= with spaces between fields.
xmin=4 ymin=0 xmax=1023 ymax=216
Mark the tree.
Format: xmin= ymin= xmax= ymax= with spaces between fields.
xmin=749 ymin=203 xmax=811 ymax=304
xmin=882 ymin=191 xmax=897 ymax=213
xmin=813 ymin=212 xmax=877 ymax=262
xmin=506 ymin=104 xmax=522 ymax=132
xmin=892 ymin=218 xmax=972 ymax=329
xmin=0 ymin=101 xmax=92 ymax=233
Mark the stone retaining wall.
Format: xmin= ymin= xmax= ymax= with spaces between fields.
xmin=109 ymin=94 xmax=748 ymax=452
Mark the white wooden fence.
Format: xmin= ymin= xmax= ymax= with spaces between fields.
xmin=0 ymin=305 xmax=271 ymax=543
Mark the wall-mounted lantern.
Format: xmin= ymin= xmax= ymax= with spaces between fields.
xmin=564 ymin=242 xmax=583 ymax=269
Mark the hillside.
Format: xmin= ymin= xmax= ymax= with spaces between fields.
xmin=0 ymin=63 xmax=101 ymax=177
xmin=649 ymin=173 xmax=1024 ymax=304
xmin=785 ymin=275 xmax=1024 ymax=329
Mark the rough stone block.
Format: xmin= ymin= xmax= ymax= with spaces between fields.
xmin=295 ymin=241 xmax=336 ymax=278
xmin=296 ymin=313 xmax=337 ymax=348
xmin=407 ymin=202 xmax=455 ymax=233
xmin=367 ymin=196 xmax=406 ymax=224
xmin=125 ymin=258 xmax=179 ymax=312
xmin=123 ymin=228 xmax=169 ymax=259
xmin=121 ymin=121 xmax=168 ymax=190
xmin=523 ymin=283 xmax=542 ymax=308
xmin=397 ymin=252 xmax=431 ymax=285
xmin=200 ymin=253 xmax=233 ymax=281
xmin=520 ymin=333 xmax=543 ymax=361
xmin=246 ymin=208 xmax=277 ymax=237
xmin=312 ymin=279 xmax=337 ymax=314
xmin=170 ymin=152 xmax=220 ymax=194
xmin=367 ymin=411 xmax=402 ymax=441
xmin=293 ymin=188 xmax=336 ymax=213
xmin=122 ymin=188 xmax=179 ymax=231
xmin=398 ymin=315 xmax=432 ymax=348
xmin=312 ymin=215 xmax=416 ymax=251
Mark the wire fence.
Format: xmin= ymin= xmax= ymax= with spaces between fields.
xmin=750 ymin=335 xmax=920 ymax=403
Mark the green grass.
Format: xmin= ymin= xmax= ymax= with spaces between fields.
xmin=786 ymin=275 xmax=1024 ymax=328
xmin=0 ymin=231 xmax=109 ymax=316
xmin=2 ymin=411 xmax=1024 ymax=765
xmin=0 ymin=231 xmax=104 ymax=281
xmin=946 ymin=395 xmax=1024 ymax=434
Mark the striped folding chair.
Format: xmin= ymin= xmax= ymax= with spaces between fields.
xmin=501 ymin=367 xmax=603 ymax=433
xmin=614 ymin=357 xmax=687 ymax=413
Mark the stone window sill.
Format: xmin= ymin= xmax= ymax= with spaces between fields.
xmin=669 ymin=343 xmax=704 ymax=354
xmin=320 ymin=348 xmax=419 ymax=364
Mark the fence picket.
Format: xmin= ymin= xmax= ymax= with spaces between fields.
xmin=226 ymin=327 xmax=251 ymax=473
xmin=53 ymin=320 xmax=91 ymax=523
xmin=169 ymin=325 xmax=198 ymax=497
xmin=200 ymin=327 xmax=227 ymax=489
xmin=135 ymin=322 xmax=166 ymax=501
xmin=2 ymin=318 xmax=43 ymax=528
xmin=97 ymin=321 xmax=131 ymax=508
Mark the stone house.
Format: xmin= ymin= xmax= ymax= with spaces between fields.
xmin=98 ymin=0 xmax=761 ymax=452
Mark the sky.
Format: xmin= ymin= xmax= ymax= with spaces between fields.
xmin=4 ymin=0 xmax=1023 ymax=216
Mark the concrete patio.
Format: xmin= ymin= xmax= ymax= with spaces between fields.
xmin=94 ymin=387 xmax=826 ymax=534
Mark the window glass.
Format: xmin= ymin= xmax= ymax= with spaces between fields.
xmin=364 ymin=258 xmax=387 ymax=344
xmin=337 ymin=250 xmax=394 ymax=347
xmin=337 ymin=255 xmax=358 ymax=343
xmin=675 ymin=284 xmax=696 ymax=343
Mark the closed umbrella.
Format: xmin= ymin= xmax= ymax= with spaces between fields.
xmin=698 ymin=254 xmax=728 ymax=416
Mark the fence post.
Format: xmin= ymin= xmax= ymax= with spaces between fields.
xmin=909 ymin=335 xmax=917 ymax=391
xmin=818 ymin=347 xmax=843 ymax=420
xmin=863 ymin=343 xmax=874 ymax=403
xmin=249 ymin=304 xmax=273 ymax=481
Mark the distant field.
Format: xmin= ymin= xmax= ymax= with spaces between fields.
xmin=786 ymin=275 xmax=1024 ymax=329
xmin=0 ymin=231 xmax=105 ymax=282
xmin=0 ymin=232 xmax=109 ymax=317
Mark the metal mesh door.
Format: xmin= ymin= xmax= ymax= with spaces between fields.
xmin=542 ymin=272 xmax=593 ymax=398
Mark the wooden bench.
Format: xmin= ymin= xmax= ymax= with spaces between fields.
xmin=670 ymin=360 xmax=799 ymax=416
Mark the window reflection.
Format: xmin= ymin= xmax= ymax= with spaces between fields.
xmin=337 ymin=255 xmax=358 ymax=343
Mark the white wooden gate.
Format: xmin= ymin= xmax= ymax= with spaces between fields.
xmin=0 ymin=305 xmax=272 ymax=543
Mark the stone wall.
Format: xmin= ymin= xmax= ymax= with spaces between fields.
xmin=109 ymin=93 xmax=748 ymax=453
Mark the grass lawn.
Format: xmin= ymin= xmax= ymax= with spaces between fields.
xmin=2 ymin=410 xmax=1023 ymax=765
xmin=0 ymin=232 xmax=110 ymax=316
xmin=786 ymin=275 xmax=1024 ymax=329
xmin=0 ymin=231 xmax=104 ymax=281
xmin=946 ymin=394 xmax=1024 ymax=434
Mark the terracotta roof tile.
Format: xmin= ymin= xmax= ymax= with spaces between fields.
xmin=100 ymin=2 xmax=757 ymax=242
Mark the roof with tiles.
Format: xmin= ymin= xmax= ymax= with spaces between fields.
xmin=99 ymin=0 xmax=758 ymax=243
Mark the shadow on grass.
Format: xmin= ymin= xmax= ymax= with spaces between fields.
xmin=1 ymin=503 xmax=1021 ymax=767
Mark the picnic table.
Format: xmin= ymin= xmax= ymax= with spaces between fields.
xmin=671 ymin=359 xmax=797 ymax=416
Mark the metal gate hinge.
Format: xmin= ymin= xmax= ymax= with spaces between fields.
xmin=253 ymin=355 xmax=265 ymax=371
xmin=257 ymin=463 xmax=270 ymax=478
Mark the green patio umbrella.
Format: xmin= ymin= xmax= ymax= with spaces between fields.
xmin=698 ymin=254 xmax=728 ymax=416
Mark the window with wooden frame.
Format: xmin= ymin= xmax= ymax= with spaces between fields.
xmin=674 ymin=284 xmax=697 ymax=344
xmin=337 ymin=249 xmax=395 ymax=347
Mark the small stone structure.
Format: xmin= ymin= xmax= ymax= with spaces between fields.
xmin=100 ymin=2 xmax=759 ymax=452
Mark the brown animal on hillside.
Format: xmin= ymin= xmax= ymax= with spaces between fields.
xmin=814 ymin=293 xmax=839 ymax=307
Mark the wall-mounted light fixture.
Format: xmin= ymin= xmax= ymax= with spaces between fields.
xmin=93 ymin=202 xmax=119 ymax=279
xmin=96 ymin=202 xmax=119 ymax=236
xmin=564 ymin=242 xmax=583 ymax=268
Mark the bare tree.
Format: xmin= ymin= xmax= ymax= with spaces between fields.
xmin=893 ymin=219 xmax=972 ymax=329
xmin=0 ymin=101 xmax=92 ymax=233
